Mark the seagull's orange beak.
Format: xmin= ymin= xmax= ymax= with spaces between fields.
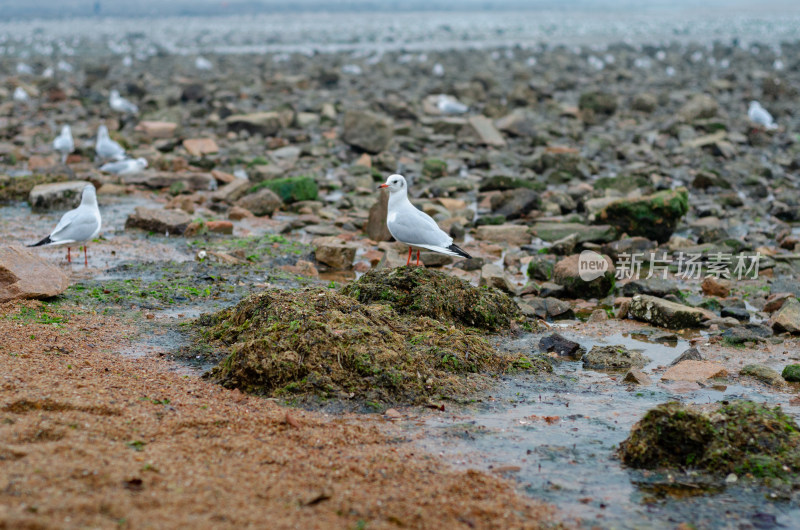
xmin=378 ymin=184 xmax=389 ymax=189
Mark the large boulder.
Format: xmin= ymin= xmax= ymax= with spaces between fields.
xmin=28 ymin=181 xmax=91 ymax=212
xmin=679 ymin=93 xmax=718 ymax=121
xmin=596 ymin=188 xmax=689 ymax=244
xmin=225 ymin=112 xmax=283 ymax=136
xmin=125 ymin=207 xmax=192 ymax=235
xmin=582 ymin=345 xmax=649 ymax=371
xmin=628 ymin=295 xmax=712 ymax=329
xmin=772 ymin=297 xmax=800 ymax=334
xmin=661 ymin=360 xmax=727 ymax=382
xmin=235 ymin=188 xmax=283 ymax=216
xmin=490 ymin=189 xmax=540 ymax=219
xmin=365 ymin=190 xmax=392 ymax=242
xmin=123 ymin=171 xmax=215 ymax=192
xmin=313 ymin=236 xmax=358 ymax=269
xmin=474 ymin=224 xmax=531 ymax=246
xmin=0 ymin=246 xmax=69 ymax=302
xmin=342 ymin=110 xmax=393 ymax=153
xmin=551 ymin=253 xmax=615 ymax=299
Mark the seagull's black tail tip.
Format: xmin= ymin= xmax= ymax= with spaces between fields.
xmin=448 ymin=243 xmax=472 ymax=259
xmin=28 ymin=235 xmax=52 ymax=247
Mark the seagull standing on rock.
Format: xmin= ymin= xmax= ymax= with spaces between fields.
xmin=379 ymin=174 xmax=471 ymax=266
xmin=53 ymin=125 xmax=74 ymax=163
xmin=95 ymin=125 xmax=126 ymax=161
xmin=28 ymin=184 xmax=102 ymax=266
xmin=100 ymin=157 xmax=148 ymax=175
xmin=748 ymin=101 xmax=778 ymax=130
xmin=109 ymin=89 xmax=138 ymax=114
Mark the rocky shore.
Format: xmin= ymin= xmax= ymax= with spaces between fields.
xmin=2 ymin=34 xmax=800 ymax=527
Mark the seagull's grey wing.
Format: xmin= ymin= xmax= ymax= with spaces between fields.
xmin=50 ymin=207 xmax=99 ymax=243
xmin=100 ymin=161 xmax=127 ymax=173
xmin=387 ymin=204 xmax=452 ymax=247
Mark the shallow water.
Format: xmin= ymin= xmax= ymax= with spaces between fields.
xmin=413 ymin=330 xmax=800 ymax=528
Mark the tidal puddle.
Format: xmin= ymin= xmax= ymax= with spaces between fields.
xmin=412 ymin=330 xmax=800 ymax=528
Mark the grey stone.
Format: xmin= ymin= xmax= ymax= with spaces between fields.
xmin=29 ymin=181 xmax=91 ymax=212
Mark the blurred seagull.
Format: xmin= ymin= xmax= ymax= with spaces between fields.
xmin=95 ymin=125 xmax=126 ymax=161
xmin=748 ymin=101 xmax=778 ymax=130
xmin=378 ymin=174 xmax=471 ymax=266
xmin=195 ymin=56 xmax=213 ymax=70
xmin=13 ymin=86 xmax=29 ymax=102
xmin=28 ymin=183 xmax=102 ymax=266
xmin=109 ymin=89 xmax=138 ymax=114
xmin=100 ymin=157 xmax=147 ymax=175
xmin=53 ymin=125 xmax=74 ymax=163
xmin=436 ymin=94 xmax=468 ymax=115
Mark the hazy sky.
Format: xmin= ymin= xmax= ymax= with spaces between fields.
xmin=3 ymin=0 xmax=793 ymax=19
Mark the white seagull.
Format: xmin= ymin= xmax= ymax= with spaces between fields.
xmin=28 ymin=184 xmax=102 ymax=266
xmin=100 ymin=157 xmax=148 ymax=175
xmin=109 ymin=89 xmax=138 ymax=114
xmin=95 ymin=125 xmax=126 ymax=161
xmin=748 ymin=101 xmax=778 ymax=130
xmin=436 ymin=94 xmax=468 ymax=115
xmin=378 ymin=174 xmax=471 ymax=266
xmin=53 ymin=125 xmax=75 ymax=163
xmin=13 ymin=87 xmax=29 ymax=102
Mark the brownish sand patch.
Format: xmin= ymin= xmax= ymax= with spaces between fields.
xmin=0 ymin=301 xmax=553 ymax=529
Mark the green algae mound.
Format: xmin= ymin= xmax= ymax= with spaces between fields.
xmin=199 ymin=286 xmax=544 ymax=405
xmin=619 ymin=401 xmax=800 ymax=481
xmin=340 ymin=267 xmax=521 ymax=331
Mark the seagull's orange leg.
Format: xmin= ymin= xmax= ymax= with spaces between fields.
xmin=84 ymin=246 xmax=88 ymax=267
xmin=406 ymin=247 xmax=412 ymax=266
xmin=416 ymin=249 xmax=420 ymax=266
xmin=67 ymin=247 xmax=71 ymax=263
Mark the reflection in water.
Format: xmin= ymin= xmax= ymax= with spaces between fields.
xmin=411 ymin=331 xmax=800 ymax=528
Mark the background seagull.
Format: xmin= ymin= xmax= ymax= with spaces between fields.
xmin=13 ymin=86 xmax=29 ymax=102
xmin=100 ymin=157 xmax=148 ymax=175
xmin=379 ymin=174 xmax=471 ymax=266
xmin=28 ymin=183 xmax=102 ymax=266
xmin=436 ymin=94 xmax=468 ymax=115
xmin=109 ymin=89 xmax=138 ymax=114
xmin=95 ymin=124 xmax=126 ymax=161
xmin=53 ymin=125 xmax=75 ymax=163
xmin=748 ymin=101 xmax=778 ymax=130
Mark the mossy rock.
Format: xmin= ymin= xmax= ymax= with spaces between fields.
xmin=479 ymin=175 xmax=545 ymax=192
xmin=341 ymin=267 xmax=520 ymax=331
xmin=619 ymin=401 xmax=800 ymax=481
xmin=783 ymin=364 xmax=800 ymax=382
xmin=0 ymin=173 xmax=72 ymax=202
xmin=578 ymin=91 xmax=618 ymax=115
xmin=199 ymin=288 xmax=540 ymax=404
xmin=596 ymin=187 xmax=689 ymax=244
xmin=422 ymin=158 xmax=448 ymax=178
xmin=252 ymin=176 xmax=318 ymax=203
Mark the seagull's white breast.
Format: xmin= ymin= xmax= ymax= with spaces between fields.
xmin=388 ymin=211 xmax=397 ymax=223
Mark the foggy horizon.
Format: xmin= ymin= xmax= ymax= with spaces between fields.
xmin=4 ymin=0 xmax=798 ymax=20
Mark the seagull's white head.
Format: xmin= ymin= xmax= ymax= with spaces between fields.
xmin=378 ymin=174 xmax=407 ymax=195
xmin=81 ymin=183 xmax=98 ymax=205
xmin=749 ymin=100 xmax=761 ymax=110
xmin=61 ymin=125 xmax=71 ymax=136
xmin=98 ymin=124 xmax=109 ymax=139
xmin=110 ymin=89 xmax=120 ymax=100
xmin=136 ymin=157 xmax=148 ymax=169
